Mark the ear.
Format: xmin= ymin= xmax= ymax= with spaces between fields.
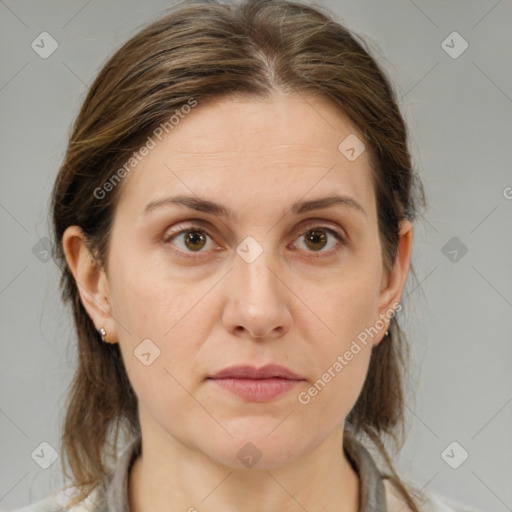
xmin=375 ymin=219 xmax=413 ymax=344
xmin=62 ymin=225 xmax=118 ymax=343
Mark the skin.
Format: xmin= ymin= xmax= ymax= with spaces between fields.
xmin=63 ymin=92 xmax=413 ymax=512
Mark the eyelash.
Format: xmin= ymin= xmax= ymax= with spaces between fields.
xmin=162 ymin=223 xmax=347 ymax=259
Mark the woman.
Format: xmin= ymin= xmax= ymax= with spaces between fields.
xmin=14 ymin=0 xmax=478 ymax=511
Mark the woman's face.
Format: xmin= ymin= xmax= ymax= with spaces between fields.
xmin=71 ymin=92 xmax=411 ymax=469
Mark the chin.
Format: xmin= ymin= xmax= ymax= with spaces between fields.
xmin=201 ymin=426 xmax=309 ymax=471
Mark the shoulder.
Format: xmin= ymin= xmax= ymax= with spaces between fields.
xmin=9 ymin=485 xmax=104 ymax=512
xmin=383 ymin=477 xmax=482 ymax=512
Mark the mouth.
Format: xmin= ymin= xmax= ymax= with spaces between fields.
xmin=207 ymin=364 xmax=305 ymax=402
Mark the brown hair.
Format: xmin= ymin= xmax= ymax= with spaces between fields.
xmin=51 ymin=0 xmax=427 ymax=509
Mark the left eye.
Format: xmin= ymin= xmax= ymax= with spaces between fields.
xmin=293 ymin=227 xmax=344 ymax=252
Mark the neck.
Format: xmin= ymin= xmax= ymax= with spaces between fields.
xmin=128 ymin=425 xmax=360 ymax=512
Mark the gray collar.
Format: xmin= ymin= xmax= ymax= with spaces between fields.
xmin=101 ymin=433 xmax=387 ymax=512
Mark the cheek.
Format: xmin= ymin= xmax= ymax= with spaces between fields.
xmin=111 ymin=266 xmax=208 ymax=425
xmin=304 ymin=265 xmax=380 ymax=348
xmin=297 ymin=270 xmax=378 ymax=411
xmin=298 ymin=306 xmax=374 ymax=427
xmin=109 ymin=250 xmax=203 ymax=338
xmin=109 ymin=252 xmax=218 ymax=383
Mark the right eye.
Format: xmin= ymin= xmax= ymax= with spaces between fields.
xmin=163 ymin=225 xmax=220 ymax=258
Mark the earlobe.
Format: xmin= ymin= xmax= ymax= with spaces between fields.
xmin=62 ymin=226 xmax=117 ymax=342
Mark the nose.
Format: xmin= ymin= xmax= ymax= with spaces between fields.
xmin=221 ymin=249 xmax=292 ymax=341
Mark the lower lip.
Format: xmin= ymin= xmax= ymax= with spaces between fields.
xmin=208 ymin=378 xmax=302 ymax=402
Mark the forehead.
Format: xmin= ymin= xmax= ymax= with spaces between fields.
xmin=115 ymin=92 xmax=376 ymax=218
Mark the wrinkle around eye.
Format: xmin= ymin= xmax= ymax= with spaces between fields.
xmin=142 ymin=209 xmax=362 ymax=256
xmin=292 ymin=227 xmax=344 ymax=253
xmin=160 ymin=223 xmax=351 ymax=263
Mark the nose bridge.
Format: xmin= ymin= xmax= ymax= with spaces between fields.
xmin=223 ymin=235 xmax=291 ymax=338
xmin=235 ymin=238 xmax=280 ymax=307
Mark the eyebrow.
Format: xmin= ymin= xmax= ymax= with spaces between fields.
xmin=142 ymin=194 xmax=367 ymax=218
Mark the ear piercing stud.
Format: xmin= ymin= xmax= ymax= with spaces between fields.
xmin=99 ymin=327 xmax=108 ymax=343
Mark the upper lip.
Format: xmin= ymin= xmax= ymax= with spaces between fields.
xmin=208 ymin=364 xmax=304 ymax=380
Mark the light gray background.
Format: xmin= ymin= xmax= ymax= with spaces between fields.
xmin=1 ymin=0 xmax=511 ymax=510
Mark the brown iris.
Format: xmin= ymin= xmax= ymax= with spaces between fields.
xmin=304 ymin=228 xmax=328 ymax=251
xmin=182 ymin=228 xmax=330 ymax=253
xmin=184 ymin=230 xmax=207 ymax=251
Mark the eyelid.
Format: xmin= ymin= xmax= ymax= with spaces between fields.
xmin=288 ymin=225 xmax=347 ymax=257
xmin=292 ymin=219 xmax=348 ymax=242
xmin=162 ymin=221 xmax=220 ymax=246
xmin=163 ymin=220 xmax=346 ymax=243
xmin=162 ymin=224 xmax=222 ymax=260
xmin=162 ymin=219 xmax=349 ymax=256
